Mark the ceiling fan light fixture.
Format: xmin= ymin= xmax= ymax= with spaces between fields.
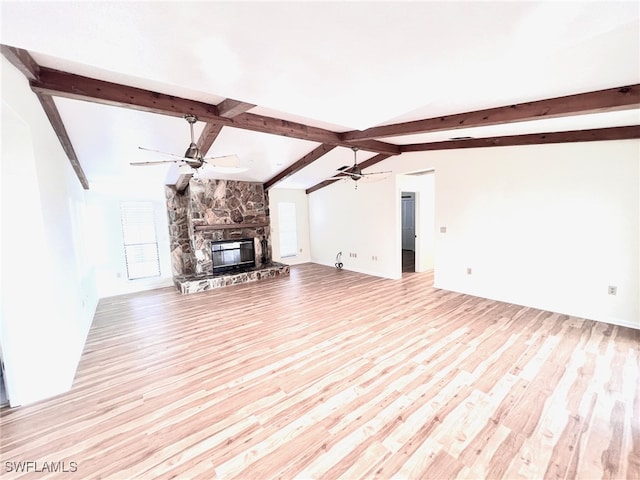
xmin=184 ymin=143 xmax=199 ymax=159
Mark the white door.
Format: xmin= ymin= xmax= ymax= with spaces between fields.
xmin=401 ymin=194 xmax=415 ymax=251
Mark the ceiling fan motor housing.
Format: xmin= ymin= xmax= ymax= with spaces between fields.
xmin=184 ymin=142 xmax=200 ymax=159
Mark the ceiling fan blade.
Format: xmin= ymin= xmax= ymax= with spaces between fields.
xmin=340 ymin=171 xmax=364 ymax=178
xmin=359 ymin=172 xmax=392 ymax=184
xmin=202 ymin=154 xmax=240 ymax=167
xmin=362 ymin=170 xmax=391 ymax=176
xmin=322 ymin=174 xmax=349 ymax=182
xmin=138 ymin=146 xmax=187 ymax=160
xmin=333 ymin=171 xmax=355 ymax=177
xmin=130 ymin=160 xmax=180 ymax=166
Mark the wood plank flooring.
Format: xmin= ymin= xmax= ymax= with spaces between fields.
xmin=1 ymin=263 xmax=638 ymax=479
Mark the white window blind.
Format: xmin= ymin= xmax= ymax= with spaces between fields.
xmin=120 ymin=201 xmax=161 ymax=280
xmin=278 ymin=202 xmax=298 ymax=258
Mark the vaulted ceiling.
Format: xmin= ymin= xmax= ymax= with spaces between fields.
xmin=1 ymin=2 xmax=639 ymax=193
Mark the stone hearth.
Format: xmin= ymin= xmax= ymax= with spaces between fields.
xmin=174 ymin=262 xmax=290 ymax=294
xmin=165 ymin=178 xmax=290 ymax=294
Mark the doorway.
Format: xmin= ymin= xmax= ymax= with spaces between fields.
xmin=401 ymin=192 xmax=416 ymax=273
xmin=398 ymin=171 xmax=435 ymax=277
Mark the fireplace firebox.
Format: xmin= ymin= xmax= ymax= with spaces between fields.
xmin=211 ymin=238 xmax=256 ymax=274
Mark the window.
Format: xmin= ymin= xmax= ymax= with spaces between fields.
xmin=120 ymin=201 xmax=161 ymax=280
xmin=278 ymin=202 xmax=298 ymax=258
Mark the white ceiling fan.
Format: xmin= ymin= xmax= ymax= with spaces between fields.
xmin=131 ymin=114 xmax=248 ymax=173
xmin=333 ymin=147 xmax=391 ymax=189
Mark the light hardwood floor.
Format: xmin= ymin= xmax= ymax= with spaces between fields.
xmin=1 ymin=263 xmax=638 ymax=479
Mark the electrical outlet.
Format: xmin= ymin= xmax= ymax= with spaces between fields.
xmin=467 ymin=267 xmax=472 ymax=275
xmin=608 ymin=286 xmax=617 ymax=295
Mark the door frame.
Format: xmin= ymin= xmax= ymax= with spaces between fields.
xmin=401 ymin=190 xmax=419 ymax=274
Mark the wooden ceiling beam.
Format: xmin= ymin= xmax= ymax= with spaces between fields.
xmin=196 ymin=123 xmax=224 ymax=156
xmin=228 ymin=111 xmax=400 ymax=154
xmin=1 ymin=44 xmax=40 ymax=81
xmin=305 ymin=153 xmax=392 ymax=195
xmin=355 ymin=153 xmax=393 ymax=170
xmin=30 ymin=67 xmax=400 ymax=155
xmin=31 ymin=67 xmax=220 ymax=118
xmin=172 ymin=173 xmax=193 ymax=193
xmin=1 ymin=46 xmax=89 ymax=189
xmin=306 ymin=179 xmax=341 ymax=195
xmin=307 ymin=126 xmax=639 ymax=195
xmin=264 ymin=144 xmax=337 ymax=190
xmin=341 ymin=84 xmax=640 ymax=142
xmin=400 ymin=125 xmax=640 ymax=152
xmin=36 ymin=94 xmax=89 ymax=189
xmin=217 ymin=99 xmax=256 ymax=118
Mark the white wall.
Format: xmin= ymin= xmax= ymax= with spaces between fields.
xmin=309 ymin=140 xmax=640 ymax=328
xmin=1 ymin=57 xmax=99 ymax=405
xmin=425 ymin=141 xmax=639 ymax=329
xmin=309 ymin=176 xmax=400 ymax=278
xmin=310 ymin=140 xmax=638 ymax=328
xmin=307 ymin=173 xmax=436 ymax=279
xmin=85 ymin=182 xmax=174 ymax=298
xmin=268 ymin=188 xmax=311 ymax=265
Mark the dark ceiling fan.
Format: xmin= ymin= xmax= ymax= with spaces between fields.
xmin=131 ymin=114 xmax=247 ymax=173
xmin=333 ymin=147 xmax=390 ymax=188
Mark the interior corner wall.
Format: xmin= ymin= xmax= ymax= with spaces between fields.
xmin=1 ymin=57 xmax=99 ymax=406
xmin=389 ymin=141 xmax=639 ymax=329
xmin=308 ymin=175 xmax=400 ymax=279
xmin=268 ymin=188 xmax=311 ymax=265
xmin=85 ymin=181 xmax=174 ymax=298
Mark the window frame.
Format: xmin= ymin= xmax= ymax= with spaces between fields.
xmin=120 ymin=201 xmax=161 ymax=280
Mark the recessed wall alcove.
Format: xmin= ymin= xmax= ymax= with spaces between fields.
xmin=165 ymin=178 xmax=289 ymax=294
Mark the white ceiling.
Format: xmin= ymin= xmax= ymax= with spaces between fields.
xmin=1 ymin=1 xmax=639 ymax=190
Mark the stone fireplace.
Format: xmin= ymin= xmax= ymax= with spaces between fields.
xmin=165 ymin=178 xmax=289 ymax=294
